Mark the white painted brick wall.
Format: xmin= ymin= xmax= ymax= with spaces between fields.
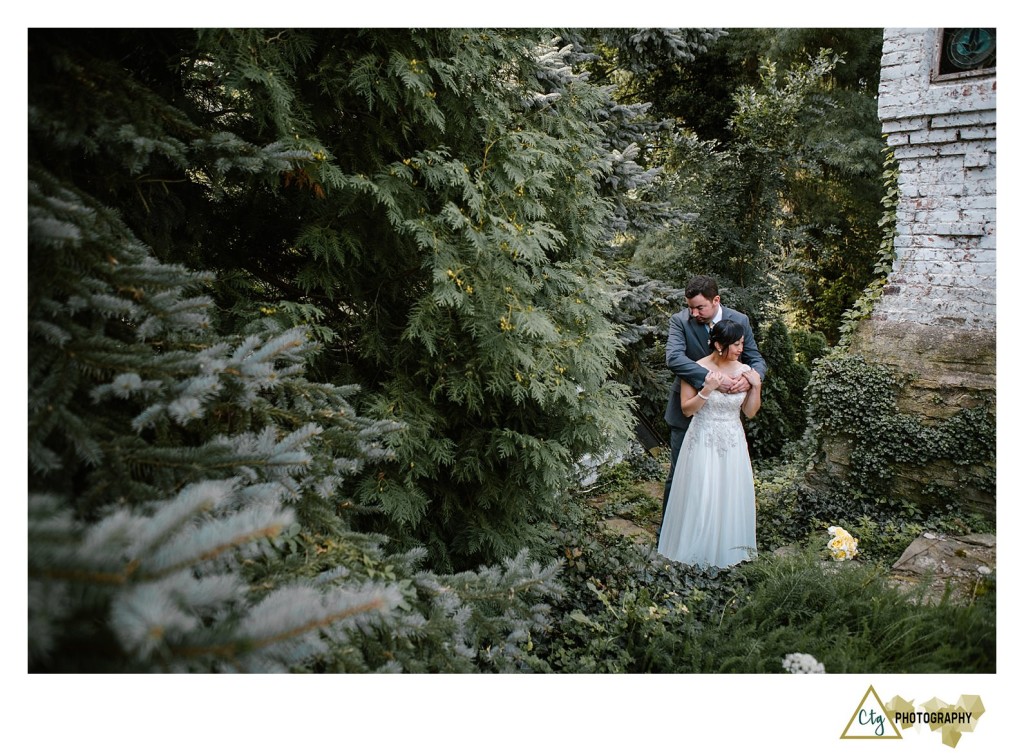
xmin=874 ymin=28 xmax=996 ymax=330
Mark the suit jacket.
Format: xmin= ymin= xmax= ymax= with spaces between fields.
xmin=663 ymin=305 xmax=767 ymax=430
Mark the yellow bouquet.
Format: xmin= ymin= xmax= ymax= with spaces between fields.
xmin=827 ymin=525 xmax=859 ymax=561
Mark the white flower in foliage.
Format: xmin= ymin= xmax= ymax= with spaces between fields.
xmin=783 ymin=652 xmax=826 ymax=674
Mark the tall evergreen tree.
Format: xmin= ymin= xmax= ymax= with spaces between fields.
xmin=28 ymin=29 xmax=647 ymax=572
xmin=28 ymin=29 xmax=576 ymax=672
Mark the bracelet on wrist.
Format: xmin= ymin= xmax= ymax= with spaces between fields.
xmin=697 ymin=391 xmax=711 ymax=400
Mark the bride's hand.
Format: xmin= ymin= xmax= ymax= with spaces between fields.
xmin=703 ymin=371 xmax=724 ymax=392
xmin=743 ymin=369 xmax=762 ymax=388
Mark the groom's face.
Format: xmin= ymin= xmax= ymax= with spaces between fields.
xmin=687 ymin=294 xmax=721 ymax=325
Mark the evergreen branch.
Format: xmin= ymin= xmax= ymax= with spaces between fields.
xmin=144 ymin=523 xmax=286 ymax=580
xmin=30 ymin=560 xmax=142 ymax=586
xmin=30 ymin=523 xmax=285 ymax=585
xmin=30 ymin=28 xmax=635 ymax=671
xmin=133 ymin=176 xmax=191 ymax=185
xmin=441 ymin=575 xmax=556 ymax=604
xmin=172 ymin=596 xmax=389 ymax=659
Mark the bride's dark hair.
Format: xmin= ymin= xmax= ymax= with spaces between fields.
xmin=709 ymin=319 xmax=744 ymax=351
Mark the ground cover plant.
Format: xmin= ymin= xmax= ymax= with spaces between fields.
xmin=528 ymin=451 xmax=995 ymax=674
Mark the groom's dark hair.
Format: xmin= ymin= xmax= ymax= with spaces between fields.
xmin=685 ymin=275 xmax=719 ymax=300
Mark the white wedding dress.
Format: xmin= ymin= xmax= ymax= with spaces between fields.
xmin=658 ymin=371 xmax=757 ymax=568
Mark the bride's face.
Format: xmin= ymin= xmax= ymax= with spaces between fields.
xmin=723 ymin=337 xmax=744 ymax=360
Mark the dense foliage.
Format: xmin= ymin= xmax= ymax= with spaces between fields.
xmin=28 ymin=26 xmax=732 ymax=671
xmin=752 ymin=352 xmax=996 ymax=563
xmin=28 ymin=162 xmax=569 ymax=671
xmin=28 ymin=28 xmax=680 ymax=572
xmin=627 ymin=29 xmax=887 ymax=342
xmin=744 ymin=319 xmax=812 ymax=458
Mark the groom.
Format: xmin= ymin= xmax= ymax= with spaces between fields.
xmin=660 ymin=275 xmax=767 ymax=535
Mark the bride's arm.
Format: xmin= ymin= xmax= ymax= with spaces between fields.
xmin=682 ymin=371 xmax=722 ymax=417
xmin=741 ymin=368 xmax=762 ymax=418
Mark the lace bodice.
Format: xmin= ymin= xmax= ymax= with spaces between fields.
xmin=688 ymin=373 xmax=749 ymax=454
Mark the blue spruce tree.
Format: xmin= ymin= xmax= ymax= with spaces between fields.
xmin=28 ymin=165 xmax=407 ymax=670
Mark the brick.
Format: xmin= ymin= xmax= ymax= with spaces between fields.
xmin=932 ymin=110 xmax=997 ymax=128
xmin=897 ymin=248 xmax=958 ymax=262
xmin=881 ymin=48 xmax=917 ymax=66
xmin=910 ymin=222 xmax=987 ymax=236
xmin=882 ymin=61 xmax=920 ymax=79
xmin=915 ymin=210 xmax=962 ymax=224
xmin=901 ymin=234 xmax=961 ymax=250
xmin=957 ymin=195 xmax=997 ymax=209
xmin=963 ymin=179 xmax=996 ymax=196
xmin=894 ymin=144 xmax=942 ymax=159
xmin=964 ymin=144 xmax=993 ymax=168
xmin=957 ymin=127 xmax=997 ymax=141
xmin=909 ymin=128 xmax=964 ymax=145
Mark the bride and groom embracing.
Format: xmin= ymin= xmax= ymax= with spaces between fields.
xmin=658 ymin=275 xmax=766 ymax=569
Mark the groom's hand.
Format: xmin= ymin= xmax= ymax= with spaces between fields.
xmin=718 ymin=375 xmax=751 ymax=394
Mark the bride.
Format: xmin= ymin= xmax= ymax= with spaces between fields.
xmin=657 ymin=319 xmax=762 ymax=568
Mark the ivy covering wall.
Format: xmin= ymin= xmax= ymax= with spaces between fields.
xmin=805 ymin=354 xmax=995 ymax=517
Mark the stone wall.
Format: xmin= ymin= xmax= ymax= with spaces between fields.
xmin=832 ymin=29 xmax=996 ymax=518
xmin=873 ymin=28 xmax=996 ymax=331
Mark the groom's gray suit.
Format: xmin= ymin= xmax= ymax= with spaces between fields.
xmin=660 ymin=305 xmax=767 ymax=526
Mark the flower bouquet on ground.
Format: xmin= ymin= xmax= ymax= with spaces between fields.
xmin=826 ymin=526 xmax=859 ymax=561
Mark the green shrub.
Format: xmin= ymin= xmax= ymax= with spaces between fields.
xmin=753 ymin=454 xmax=809 ymax=552
xmin=746 ymin=319 xmax=812 ymax=459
